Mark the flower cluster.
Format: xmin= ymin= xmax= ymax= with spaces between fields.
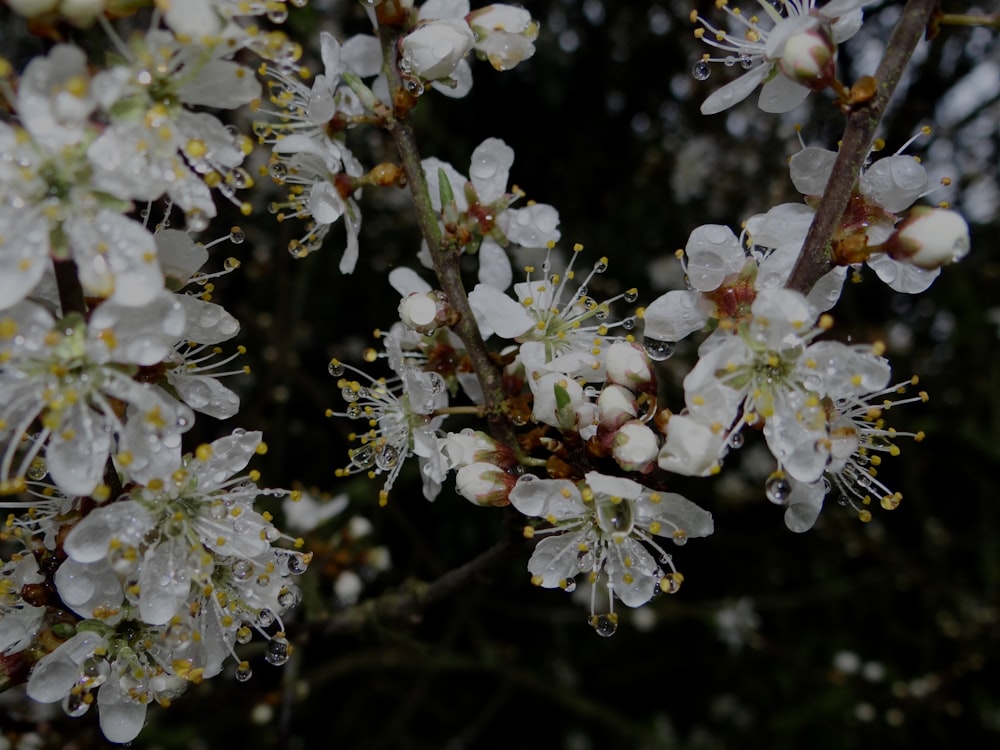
xmin=0 ymin=11 xmax=308 ymax=745
xmin=0 ymin=0 xmax=979 ymax=742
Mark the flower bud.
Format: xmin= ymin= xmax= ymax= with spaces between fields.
xmin=605 ymin=341 xmax=655 ymax=393
xmin=455 ymin=461 xmax=514 ymax=506
xmin=597 ymin=384 xmax=638 ymax=431
xmin=467 ymin=4 xmax=539 ymax=71
xmin=884 ymin=206 xmax=971 ymax=269
xmin=399 ymin=20 xmax=475 ymax=81
xmin=772 ymin=18 xmax=836 ymax=91
xmin=610 ymin=421 xmax=659 ymax=473
xmin=398 ymin=290 xmax=457 ymax=334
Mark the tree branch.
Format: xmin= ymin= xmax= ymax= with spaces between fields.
xmin=785 ymin=0 xmax=940 ymax=294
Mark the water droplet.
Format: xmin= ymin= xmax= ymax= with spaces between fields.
xmin=593 ymin=260 xmax=608 ymax=273
xmin=236 ymin=626 xmax=253 ymax=644
xmin=185 ymin=209 xmax=209 ymax=233
xmin=232 ymin=560 xmax=253 ymax=581
xmin=229 ymin=227 xmax=246 ymax=245
xmin=278 ymin=586 xmax=301 ymax=609
xmin=623 ymin=288 xmax=639 ymax=303
xmin=264 ymin=636 xmax=290 ymax=666
xmin=591 ymin=613 xmax=618 ymax=637
xmin=739 ymin=54 xmax=754 ymax=69
xmin=724 ymin=55 xmax=737 ymax=67
xmin=727 ymin=431 xmax=744 ymax=449
xmin=235 ymin=665 xmax=253 ymax=682
xmin=692 ymin=60 xmax=711 ymax=81
xmin=642 ymin=338 xmax=675 ymax=361
xmin=269 ymin=162 xmax=287 ymax=180
xmin=622 ymin=317 xmax=636 ymax=330
xmin=267 ymin=7 xmax=288 ymax=22
xmin=286 ymin=553 xmax=308 ymax=575
xmin=257 ymin=608 xmax=275 ymax=628
xmin=563 ymin=579 xmax=577 ymax=593
xmin=62 ymin=690 xmax=91 ymax=718
xmin=79 ymin=656 xmax=110 ymax=688
xmin=26 ymin=457 xmax=47 ymax=480
xmin=328 ymin=359 xmax=345 ymax=377
xmin=765 ymin=474 xmax=792 ymax=504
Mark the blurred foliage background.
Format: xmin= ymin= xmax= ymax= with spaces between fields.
xmin=2 ymin=0 xmax=1000 ymax=748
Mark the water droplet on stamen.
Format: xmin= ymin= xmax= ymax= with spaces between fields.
xmin=591 ymin=613 xmax=618 ymax=637
xmin=692 ymin=60 xmax=711 ymax=81
xmin=765 ymin=473 xmax=792 ymax=504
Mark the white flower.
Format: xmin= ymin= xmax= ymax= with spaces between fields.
xmin=510 ymin=471 xmax=713 ymax=631
xmin=62 ymin=430 xmax=291 ymax=626
xmin=643 ymin=217 xmax=844 ymax=346
xmin=469 ymin=248 xmax=637 ymax=380
xmin=329 ymin=358 xmax=449 ymax=504
xmin=266 ymin=134 xmax=363 ymax=270
xmin=467 ymin=4 xmax=540 ymax=71
xmin=787 ymin=136 xmax=957 ymax=292
xmin=0 ymin=554 xmax=46 ymax=655
xmin=681 ymin=288 xmax=847 ymax=482
xmin=400 ymin=19 xmax=476 ymax=81
xmin=421 ymin=138 xmax=561 ymax=288
xmin=87 ymin=30 xmax=259 ymax=228
xmin=0 ymin=297 xmax=192 ymax=497
xmin=693 ymin=0 xmax=871 ymax=115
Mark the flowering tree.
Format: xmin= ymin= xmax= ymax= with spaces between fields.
xmin=0 ymin=0 xmax=998 ymax=746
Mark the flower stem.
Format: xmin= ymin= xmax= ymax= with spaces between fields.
xmin=785 ymin=0 xmax=940 ymax=294
xmin=376 ymin=25 xmax=520 ymax=455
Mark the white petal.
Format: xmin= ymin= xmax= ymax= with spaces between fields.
xmin=700 ymin=64 xmax=771 ymax=115
xmin=642 ymin=290 xmax=710 ymax=341
xmin=784 ymin=479 xmax=825 ymax=532
xmin=758 ymin=73 xmax=811 ymax=113
xmin=469 ymin=137 xmax=513 ymax=204
xmin=97 ymin=679 xmax=148 ymax=744
xmin=527 ymin=533 xmax=584 ymax=588
xmin=477 ymin=238 xmax=513 ymax=290
xmin=176 ymin=295 xmax=239 ymax=344
xmin=388 ymin=266 xmax=433 ymax=296
xmin=467 ymin=283 xmax=534 ymax=339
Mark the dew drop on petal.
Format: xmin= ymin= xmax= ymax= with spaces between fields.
xmin=642 ymin=337 xmax=675 ymax=361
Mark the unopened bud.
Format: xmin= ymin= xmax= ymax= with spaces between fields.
xmin=772 ymin=18 xmax=836 ymax=90
xmin=611 ymin=421 xmax=659 ymax=473
xmin=398 ymin=290 xmax=458 ymax=334
xmin=605 ymin=341 xmax=655 ymax=393
xmin=884 ymin=206 xmax=970 ymax=269
xmin=455 ymin=462 xmax=514 ymax=506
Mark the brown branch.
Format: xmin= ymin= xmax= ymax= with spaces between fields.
xmin=376 ymin=23 xmax=521 ymax=455
xmin=785 ymin=0 xmax=940 ymax=294
xmin=322 ymin=534 xmax=520 ymax=636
